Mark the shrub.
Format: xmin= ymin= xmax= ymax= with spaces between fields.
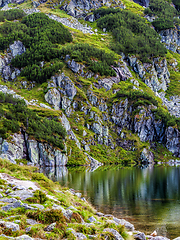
xmin=173 ymin=0 xmax=180 ymax=11
xmin=26 ymin=190 xmax=48 ymax=204
xmin=0 ymin=9 xmax=25 ymax=22
xmin=152 ymin=18 xmax=174 ymax=31
xmin=96 ymin=9 xmax=167 ymax=61
xmin=0 ymin=93 xmax=66 ymax=149
xmin=26 ymin=209 xmax=66 ymax=224
xmin=0 ymin=13 xmax=72 ymax=83
xmin=144 ymin=0 xmax=178 ymax=31
xmin=59 ymin=43 xmax=117 ymax=76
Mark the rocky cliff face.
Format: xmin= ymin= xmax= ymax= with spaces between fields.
xmin=0 ymin=41 xmax=25 ymax=82
xmin=1 ymin=49 xmax=180 ymax=165
xmin=159 ymin=26 xmax=180 ymax=53
xmin=127 ymin=56 xmax=170 ymax=92
xmin=0 ymin=7 xmax=180 ymax=166
xmin=42 ymin=69 xmax=180 ymax=161
xmin=59 ymin=0 xmax=125 ymax=18
xmin=0 ymin=132 xmax=68 ymax=167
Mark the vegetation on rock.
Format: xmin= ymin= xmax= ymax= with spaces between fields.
xmin=0 ymin=93 xmax=66 ymax=149
xmin=96 ymin=8 xmax=167 ymax=62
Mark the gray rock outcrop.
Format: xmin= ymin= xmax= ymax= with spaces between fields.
xmin=46 ymin=73 xmax=77 ymax=113
xmin=9 ymin=41 xmax=26 ymax=58
xmin=133 ymin=0 xmax=149 ymax=7
xmin=48 ymin=14 xmax=94 ymax=34
xmin=159 ymin=26 xmax=180 ymax=53
xmin=127 ymin=56 xmax=170 ymax=92
xmin=0 ymin=132 xmax=68 ymax=167
xmin=0 ymin=41 xmax=25 ymax=82
xmin=0 ymin=134 xmax=26 ymax=164
xmin=103 ymin=228 xmax=124 ymax=240
xmin=60 ymin=0 xmax=125 ymax=18
xmin=45 ymin=88 xmax=61 ymax=110
xmin=0 ymin=220 xmax=19 ymax=231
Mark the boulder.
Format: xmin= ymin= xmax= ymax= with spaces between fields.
xmin=134 ymin=232 xmax=146 ymax=240
xmin=26 ymin=219 xmax=39 ymax=225
xmin=0 ymin=220 xmax=19 ymax=231
xmin=15 ymin=235 xmax=33 ymax=240
xmin=88 ymin=216 xmax=97 ymax=223
xmin=44 ymin=222 xmax=56 ymax=231
xmin=8 ymin=190 xmax=34 ymax=200
xmin=103 ymin=228 xmax=124 ymax=240
xmin=151 ymin=237 xmax=170 ymax=240
xmin=45 ymin=88 xmax=61 ymax=110
xmin=67 ymin=59 xmax=84 ymax=74
xmin=113 ymin=217 xmax=134 ymax=231
xmin=9 ymin=41 xmax=26 ymax=58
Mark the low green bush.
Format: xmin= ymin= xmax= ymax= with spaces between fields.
xmin=0 ymin=93 xmax=66 ymax=149
xmin=0 ymin=9 xmax=25 ymax=22
xmin=95 ymin=8 xmax=167 ymax=62
xmin=26 ymin=209 xmax=66 ymax=224
xmin=26 ymin=190 xmax=48 ymax=204
xmin=0 ymin=13 xmax=72 ymax=83
xmin=59 ymin=43 xmax=117 ymax=76
xmin=144 ymin=0 xmax=179 ymax=31
xmin=116 ymin=89 xmax=158 ymax=106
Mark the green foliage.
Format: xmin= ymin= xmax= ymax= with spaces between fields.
xmin=144 ymin=0 xmax=178 ymax=30
xmin=0 ymin=93 xmax=66 ymax=149
xmin=152 ymin=107 xmax=180 ymax=128
xmin=152 ymin=18 xmax=174 ymax=31
xmin=20 ymin=61 xmax=64 ymax=83
xmin=0 ymin=13 xmax=72 ymax=83
xmin=144 ymin=0 xmax=177 ymax=19
xmin=0 ymin=9 xmax=25 ymax=22
xmin=59 ymin=43 xmax=117 ymax=76
xmin=26 ymin=209 xmax=66 ymax=224
xmin=116 ymin=89 xmax=158 ymax=106
xmin=26 ymin=190 xmax=48 ymax=204
xmin=74 ymin=224 xmax=96 ymax=234
xmin=96 ymin=8 xmax=167 ymax=62
xmin=94 ymin=7 xmax=121 ymax=18
xmin=173 ymin=0 xmax=180 ymax=11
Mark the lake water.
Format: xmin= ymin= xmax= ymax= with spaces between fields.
xmin=41 ymin=165 xmax=180 ymax=238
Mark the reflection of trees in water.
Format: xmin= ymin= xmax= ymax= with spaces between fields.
xmin=41 ymin=165 xmax=180 ymax=238
xmin=57 ymin=166 xmax=180 ymax=217
xmin=43 ymin=165 xmax=180 ymax=205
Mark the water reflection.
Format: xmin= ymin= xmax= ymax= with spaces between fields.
xmin=41 ymin=165 xmax=180 ymax=238
xmin=40 ymin=166 xmax=68 ymax=182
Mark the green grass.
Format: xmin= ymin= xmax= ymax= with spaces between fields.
xmin=166 ymin=51 xmax=180 ymax=97
xmin=121 ymin=0 xmax=145 ymax=16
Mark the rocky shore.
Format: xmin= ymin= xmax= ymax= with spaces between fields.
xmin=0 ymin=159 xmax=178 ymax=240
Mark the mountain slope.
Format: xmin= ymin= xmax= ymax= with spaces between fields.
xmin=0 ymin=0 xmax=180 ymax=167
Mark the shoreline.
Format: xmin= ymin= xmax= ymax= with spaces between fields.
xmin=0 ymin=159 xmax=179 ymax=240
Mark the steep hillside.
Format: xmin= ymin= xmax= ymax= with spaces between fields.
xmin=0 ymin=0 xmax=180 ymax=168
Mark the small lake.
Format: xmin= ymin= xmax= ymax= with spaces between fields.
xmin=41 ymin=165 xmax=180 ymax=239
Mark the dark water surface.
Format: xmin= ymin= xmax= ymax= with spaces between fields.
xmin=42 ymin=165 xmax=180 ymax=238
